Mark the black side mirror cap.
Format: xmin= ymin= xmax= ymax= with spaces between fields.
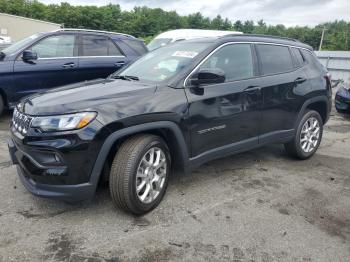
xmin=22 ymin=50 xmax=38 ymax=62
xmin=191 ymin=68 xmax=226 ymax=86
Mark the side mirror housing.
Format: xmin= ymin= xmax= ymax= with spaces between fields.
xmin=22 ymin=50 xmax=38 ymax=62
xmin=191 ymin=68 xmax=225 ymax=86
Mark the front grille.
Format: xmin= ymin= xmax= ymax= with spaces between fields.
xmin=12 ymin=108 xmax=33 ymax=135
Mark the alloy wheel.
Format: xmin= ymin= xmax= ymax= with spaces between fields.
xmin=136 ymin=147 xmax=167 ymax=204
xmin=300 ymin=117 xmax=320 ymax=153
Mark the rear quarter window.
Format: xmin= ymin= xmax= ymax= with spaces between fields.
xmin=123 ymin=39 xmax=148 ymax=55
xmin=300 ymin=49 xmax=324 ymax=72
xmin=257 ymin=44 xmax=294 ymax=75
xmin=291 ymin=47 xmax=305 ymax=68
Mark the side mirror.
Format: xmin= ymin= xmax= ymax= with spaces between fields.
xmin=191 ymin=68 xmax=225 ymax=86
xmin=22 ymin=50 xmax=38 ymax=62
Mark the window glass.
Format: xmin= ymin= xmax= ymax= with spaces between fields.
xmin=123 ymin=39 xmax=147 ymax=55
xmin=291 ymin=47 xmax=304 ymax=68
xmin=3 ymin=33 xmax=43 ymax=56
xmin=81 ymin=35 xmax=122 ymax=56
xmin=108 ymin=40 xmax=123 ymax=56
xmin=199 ymin=44 xmax=254 ymax=82
xmin=257 ymin=44 xmax=294 ymax=75
xmin=300 ymin=49 xmax=324 ymax=71
xmin=119 ymin=41 xmax=210 ymax=82
xmin=147 ymin=38 xmax=172 ymax=51
xmin=31 ymin=35 xmax=75 ymax=58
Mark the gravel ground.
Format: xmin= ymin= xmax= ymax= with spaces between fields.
xmin=0 ymin=97 xmax=350 ymax=262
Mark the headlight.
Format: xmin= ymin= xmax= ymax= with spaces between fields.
xmin=31 ymin=112 xmax=97 ymax=132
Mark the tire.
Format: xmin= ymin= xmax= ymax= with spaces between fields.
xmin=0 ymin=95 xmax=4 ymax=117
xmin=284 ymin=110 xmax=323 ymax=160
xmin=109 ymin=134 xmax=171 ymax=215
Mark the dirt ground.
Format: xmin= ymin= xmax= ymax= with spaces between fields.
xmin=0 ymin=97 xmax=350 ymax=261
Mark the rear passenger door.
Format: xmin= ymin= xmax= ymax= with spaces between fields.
xmin=256 ymin=44 xmax=308 ymax=143
xmin=76 ymin=34 xmax=127 ymax=82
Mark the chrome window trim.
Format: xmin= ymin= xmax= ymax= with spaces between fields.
xmin=183 ymin=41 xmax=312 ymax=87
xmin=37 ymin=55 xmax=126 ymax=60
xmin=55 ymin=28 xmax=135 ymax=38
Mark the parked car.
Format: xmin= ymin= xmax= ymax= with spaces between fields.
xmin=0 ymin=29 xmax=147 ymax=115
xmin=0 ymin=35 xmax=11 ymax=44
xmin=335 ymin=81 xmax=350 ymax=113
xmin=8 ymin=34 xmax=332 ymax=215
xmin=147 ymin=29 xmax=242 ymax=51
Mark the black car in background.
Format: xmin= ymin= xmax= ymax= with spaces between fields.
xmin=8 ymin=34 xmax=332 ymax=215
xmin=0 ymin=29 xmax=147 ymax=115
xmin=335 ymin=82 xmax=350 ymax=113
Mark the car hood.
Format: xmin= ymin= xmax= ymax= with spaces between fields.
xmin=336 ymin=85 xmax=350 ymax=98
xmin=21 ymin=78 xmax=157 ymax=116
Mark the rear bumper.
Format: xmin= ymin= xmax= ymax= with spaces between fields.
xmin=8 ymin=137 xmax=97 ymax=202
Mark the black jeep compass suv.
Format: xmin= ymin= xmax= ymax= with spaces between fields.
xmin=8 ymin=34 xmax=332 ymax=215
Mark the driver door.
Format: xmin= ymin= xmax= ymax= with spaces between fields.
xmin=12 ymin=34 xmax=78 ymax=101
xmin=185 ymin=43 xmax=262 ymax=159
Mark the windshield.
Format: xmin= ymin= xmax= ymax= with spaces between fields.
xmin=119 ymin=41 xmax=211 ymax=83
xmin=2 ymin=33 xmax=42 ymax=56
xmin=147 ymin=38 xmax=172 ymax=51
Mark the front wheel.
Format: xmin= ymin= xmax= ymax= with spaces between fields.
xmin=109 ymin=134 xmax=170 ymax=215
xmin=284 ymin=110 xmax=323 ymax=160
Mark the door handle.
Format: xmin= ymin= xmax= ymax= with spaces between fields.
xmin=114 ymin=61 xmax=126 ymax=67
xmin=244 ymin=85 xmax=261 ymax=92
xmin=62 ymin=62 xmax=75 ymax=69
xmin=295 ymin=77 xmax=306 ymax=84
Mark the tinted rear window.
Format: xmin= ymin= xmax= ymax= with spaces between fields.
xmin=123 ymin=39 xmax=147 ymax=55
xmin=257 ymin=44 xmax=294 ymax=75
xmin=81 ymin=35 xmax=123 ymax=56
xmin=291 ymin=47 xmax=304 ymax=68
xmin=300 ymin=49 xmax=324 ymax=71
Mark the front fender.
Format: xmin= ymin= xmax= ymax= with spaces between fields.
xmin=88 ymin=121 xmax=189 ymax=191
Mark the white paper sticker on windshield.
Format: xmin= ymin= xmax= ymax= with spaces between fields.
xmin=172 ymin=51 xmax=198 ymax=58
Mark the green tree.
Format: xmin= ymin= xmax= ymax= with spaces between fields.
xmin=0 ymin=0 xmax=348 ymax=50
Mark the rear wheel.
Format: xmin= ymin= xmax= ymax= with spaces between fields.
xmin=109 ymin=134 xmax=170 ymax=215
xmin=0 ymin=95 xmax=4 ymax=117
xmin=284 ymin=110 xmax=323 ymax=159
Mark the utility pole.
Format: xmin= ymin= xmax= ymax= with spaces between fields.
xmin=319 ymin=26 xmax=327 ymax=51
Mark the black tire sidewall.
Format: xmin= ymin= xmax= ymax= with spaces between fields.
xmin=294 ymin=110 xmax=323 ymax=159
xmin=129 ymin=138 xmax=171 ymax=214
xmin=0 ymin=96 xmax=4 ymax=116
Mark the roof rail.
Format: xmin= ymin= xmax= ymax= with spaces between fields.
xmin=55 ymin=28 xmax=135 ymax=38
xmin=221 ymin=33 xmax=300 ymax=42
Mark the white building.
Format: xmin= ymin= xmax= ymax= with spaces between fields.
xmin=315 ymin=51 xmax=350 ymax=83
xmin=0 ymin=13 xmax=62 ymax=43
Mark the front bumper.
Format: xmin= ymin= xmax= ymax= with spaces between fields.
xmin=8 ymin=138 xmax=96 ymax=202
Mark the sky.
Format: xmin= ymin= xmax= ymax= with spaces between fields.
xmin=39 ymin=0 xmax=350 ymax=27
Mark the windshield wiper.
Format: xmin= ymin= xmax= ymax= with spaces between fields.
xmin=112 ymin=75 xmax=139 ymax=81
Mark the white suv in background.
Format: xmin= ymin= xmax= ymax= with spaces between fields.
xmin=147 ymin=29 xmax=242 ymax=50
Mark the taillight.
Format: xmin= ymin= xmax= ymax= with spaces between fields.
xmin=326 ymin=72 xmax=332 ymax=83
xmin=324 ymin=73 xmax=332 ymax=94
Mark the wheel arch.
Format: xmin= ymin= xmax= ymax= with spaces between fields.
xmin=296 ymin=96 xmax=330 ymax=127
xmin=0 ymin=88 xmax=8 ymax=107
xmin=89 ymin=121 xmax=189 ymax=189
